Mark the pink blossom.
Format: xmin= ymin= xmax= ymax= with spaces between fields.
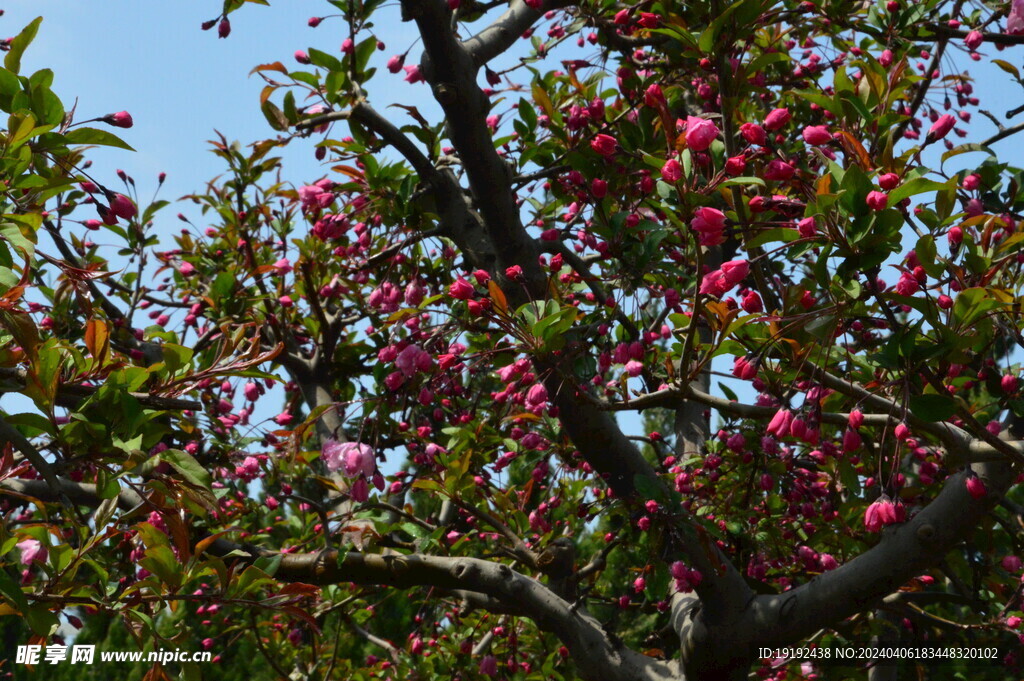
xmin=965 ymin=475 xmax=987 ymax=500
xmin=690 ymin=206 xmax=726 ymax=245
xmin=449 ymin=277 xmax=475 ymax=300
xmin=801 ymin=125 xmax=832 ymax=145
xmin=878 ymin=173 xmax=900 ymax=190
xmin=322 ymin=440 xmax=375 ymax=477
xmin=741 ymin=290 xmax=762 ymax=313
xmin=479 ymin=655 xmax=498 ymax=676
xmin=591 ymin=133 xmax=618 ymax=156
xmin=878 ymin=49 xmax=894 ymax=68
xmin=766 ymin=409 xmax=793 ymax=437
xmin=16 ymin=539 xmax=46 ymax=566
xmin=864 ymin=497 xmax=901 ymax=533
xmin=848 ymin=409 xmax=864 ymax=429
xmin=525 ymin=383 xmax=549 ymax=413
xmin=661 ymin=158 xmax=683 ymax=182
xmin=103 ymin=111 xmax=134 ymax=128
xmin=298 ymin=184 xmax=333 ymax=211
xmin=684 ymin=116 xmax=719 ymax=151
xmin=964 ymin=30 xmax=983 ymax=50
xmin=179 ymin=262 xmax=195 ymax=276
xmin=396 ymin=345 xmax=426 ymax=376
xmin=733 ymin=356 xmax=758 ymax=380
xmin=294 ymin=50 xmax=310 ymax=64
xmin=797 ymin=217 xmax=817 ymax=238
xmin=244 ymin=381 xmax=260 ymax=401
xmin=349 ymin=477 xmax=370 ymax=502
xmin=926 ymin=114 xmax=955 ymax=142
xmin=894 ymin=271 xmax=919 ymax=296
xmin=110 ymin=194 xmax=136 ymax=219
xmin=624 ymin=360 xmax=643 ymax=377
xmin=1002 ymin=374 xmax=1019 ymax=393
xmin=866 ymin=191 xmax=889 ymax=211
xmin=739 ymin=122 xmax=766 ymax=145
xmin=387 ymin=54 xmax=405 ymax=73
xmin=763 ymin=107 xmax=791 ymax=131
xmin=720 ymin=260 xmax=749 ymax=288
xmin=218 ymin=18 xmax=231 ymax=39
xmin=763 ymin=159 xmax=794 ymax=182
xmin=403 ymin=64 xmax=424 ymax=83
xmin=1010 ymin=0 xmax=1024 ymax=35
xmin=842 ymin=428 xmax=862 ymax=452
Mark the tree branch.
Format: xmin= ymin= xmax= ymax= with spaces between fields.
xmin=0 ymin=475 xmax=678 ymax=681
xmin=464 ymin=0 xmax=573 ymax=67
xmin=0 ymin=367 xmax=201 ymax=412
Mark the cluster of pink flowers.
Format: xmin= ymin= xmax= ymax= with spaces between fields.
xmin=670 ymin=561 xmax=703 ymax=593
xmin=863 ymin=495 xmax=906 ymax=532
xmin=690 ymin=207 xmax=727 ymax=246
xmin=699 ymin=260 xmax=749 ymax=298
xmin=298 ymin=179 xmax=335 ymax=212
xmin=322 ymin=440 xmax=382 ymax=502
xmin=378 ymin=343 xmax=434 ymax=390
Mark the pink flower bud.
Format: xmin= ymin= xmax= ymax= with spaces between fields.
xmin=801 ymin=125 xmax=832 ymax=145
xmin=926 ymin=114 xmax=955 ymax=142
xmin=763 ymin=107 xmax=791 ymax=131
xmin=449 ymin=278 xmax=475 ymax=300
xmin=866 ymin=190 xmax=889 ymax=211
xmin=684 ymin=116 xmax=719 ymax=152
xmin=109 ymin=193 xmax=136 ymax=219
xmin=965 ymin=475 xmax=987 ymax=499
xmin=661 ymin=158 xmax=683 ymax=182
xmin=964 ymin=30 xmax=983 ymax=50
xmin=590 ymin=133 xmax=618 ymax=156
xmin=878 ymin=173 xmax=900 ymax=190
xmin=103 ymin=111 xmax=134 ymax=128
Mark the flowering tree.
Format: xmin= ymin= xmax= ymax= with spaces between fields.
xmin=5 ymin=0 xmax=1024 ymax=679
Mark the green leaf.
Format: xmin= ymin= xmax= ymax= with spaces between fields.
xmin=0 ymin=566 xmax=28 ymax=613
xmin=914 ymin=234 xmax=943 ymax=279
xmin=909 ymin=394 xmax=956 ymax=422
xmin=160 ymin=449 xmax=213 ymax=490
xmin=838 ymin=163 xmax=873 ymax=217
xmin=886 ymin=177 xmax=948 ymax=207
xmin=63 ymin=127 xmax=135 ymax=151
xmin=5 ymin=17 xmax=42 ymax=75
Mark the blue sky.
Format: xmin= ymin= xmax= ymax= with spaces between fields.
xmin=5 ymin=1 xmax=432 ymax=223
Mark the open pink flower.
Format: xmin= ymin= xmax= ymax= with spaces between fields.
xmin=684 ymin=116 xmax=718 ymax=151
xmin=322 ymin=440 xmax=375 ymax=477
xmin=16 ymin=538 xmax=46 ymax=566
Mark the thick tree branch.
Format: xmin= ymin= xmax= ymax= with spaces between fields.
xmin=401 ymin=0 xmax=543 ymax=290
xmin=464 ymin=0 xmax=573 ymax=67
